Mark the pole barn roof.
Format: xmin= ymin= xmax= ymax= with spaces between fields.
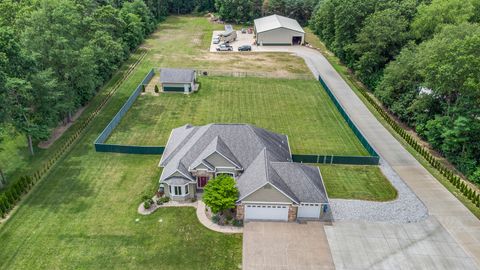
xmin=254 ymin=14 xmax=305 ymax=34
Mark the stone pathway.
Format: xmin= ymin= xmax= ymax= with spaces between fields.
xmin=137 ymin=199 xmax=242 ymax=234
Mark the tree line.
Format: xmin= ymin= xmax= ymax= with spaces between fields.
xmin=310 ymin=0 xmax=480 ymax=183
xmin=0 ymin=0 xmax=172 ymax=156
xmin=214 ymin=0 xmax=318 ymax=25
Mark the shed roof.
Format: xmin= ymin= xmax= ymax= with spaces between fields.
xmin=254 ymin=14 xmax=304 ymax=34
xmin=159 ymin=68 xmax=195 ymax=83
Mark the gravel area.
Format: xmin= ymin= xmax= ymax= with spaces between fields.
xmin=330 ymin=159 xmax=429 ymax=223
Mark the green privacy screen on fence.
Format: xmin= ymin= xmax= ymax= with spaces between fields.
xmin=93 ymin=69 xmax=379 ymax=165
xmin=94 ymin=68 xmax=164 ymax=155
xmin=292 ymin=154 xmax=379 ymax=165
xmin=318 ymin=75 xmax=378 ymax=157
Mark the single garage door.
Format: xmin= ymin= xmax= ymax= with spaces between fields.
xmin=297 ymin=203 xmax=321 ymax=219
xmin=244 ymin=204 xmax=289 ymax=221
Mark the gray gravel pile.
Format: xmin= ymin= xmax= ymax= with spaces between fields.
xmin=329 ymin=160 xmax=429 ymax=224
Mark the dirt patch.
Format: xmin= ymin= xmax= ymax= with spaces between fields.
xmin=38 ymin=106 xmax=87 ymax=149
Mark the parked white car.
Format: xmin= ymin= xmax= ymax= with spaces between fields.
xmin=212 ymin=36 xmax=220 ymax=44
xmin=216 ymin=44 xmax=233 ymax=51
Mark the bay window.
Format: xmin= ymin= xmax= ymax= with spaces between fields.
xmin=169 ymin=184 xmax=190 ymax=196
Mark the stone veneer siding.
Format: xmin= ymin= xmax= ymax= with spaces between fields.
xmin=236 ymin=204 xmax=244 ymax=220
xmin=288 ymin=205 xmax=298 ymax=222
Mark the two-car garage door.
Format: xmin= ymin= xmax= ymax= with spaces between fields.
xmin=244 ymin=204 xmax=288 ymax=221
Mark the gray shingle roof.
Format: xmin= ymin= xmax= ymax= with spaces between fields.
xmin=164 ymin=177 xmax=191 ymax=185
xmin=159 ymin=68 xmax=195 ymax=83
xmin=254 ymin=14 xmax=304 ymax=34
xmin=190 ymin=136 xmax=241 ymax=169
xmin=159 ymin=124 xmax=328 ymax=204
xmin=270 ymin=162 xmax=328 ymax=203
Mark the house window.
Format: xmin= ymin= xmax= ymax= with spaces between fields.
xmin=169 ymin=184 xmax=190 ymax=196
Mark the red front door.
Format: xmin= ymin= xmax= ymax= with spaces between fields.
xmin=197 ymin=176 xmax=209 ymax=188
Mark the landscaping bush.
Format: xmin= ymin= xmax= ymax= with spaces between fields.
xmin=143 ymin=199 xmax=153 ymax=209
xmin=158 ymin=196 xmax=170 ymax=203
xmin=143 ymin=200 xmax=151 ymax=209
xmin=232 ymin=219 xmax=243 ymax=227
xmin=154 ymin=85 xmax=159 ymax=93
xmin=211 ymin=214 xmax=220 ymax=224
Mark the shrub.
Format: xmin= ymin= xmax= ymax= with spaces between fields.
xmin=142 ymin=84 xmax=146 ymax=92
xmin=143 ymin=200 xmax=152 ymax=209
xmin=143 ymin=200 xmax=151 ymax=209
xmin=211 ymin=214 xmax=220 ymax=224
xmin=232 ymin=219 xmax=243 ymax=227
xmin=159 ymin=196 xmax=170 ymax=203
xmin=154 ymin=85 xmax=159 ymax=93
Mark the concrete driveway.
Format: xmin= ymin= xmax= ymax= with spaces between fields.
xmin=244 ymin=45 xmax=480 ymax=268
xmin=243 ymin=221 xmax=335 ymax=270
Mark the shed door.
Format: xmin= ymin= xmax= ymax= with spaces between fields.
xmin=297 ymin=203 xmax=321 ymax=219
xmin=244 ymin=204 xmax=288 ymax=221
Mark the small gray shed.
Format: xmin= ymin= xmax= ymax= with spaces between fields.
xmin=159 ymin=68 xmax=196 ymax=93
xmin=254 ymin=14 xmax=305 ymax=46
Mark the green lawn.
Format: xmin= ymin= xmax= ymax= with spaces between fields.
xmin=0 ymin=16 xmax=394 ymax=269
xmin=107 ymin=76 xmax=368 ymax=156
xmin=320 ymin=165 xmax=397 ymax=201
xmin=0 ymin=16 xmax=311 ymax=188
xmin=0 ymin=75 xmax=241 ymax=270
xmin=0 ymin=17 xmax=244 ymax=269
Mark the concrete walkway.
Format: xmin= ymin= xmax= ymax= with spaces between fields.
xmin=245 ymin=45 xmax=480 ymax=268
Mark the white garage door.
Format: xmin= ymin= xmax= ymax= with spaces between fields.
xmin=297 ymin=203 xmax=321 ymax=219
xmin=244 ymin=204 xmax=289 ymax=221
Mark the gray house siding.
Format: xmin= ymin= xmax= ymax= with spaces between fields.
xmin=242 ymin=184 xmax=293 ymax=203
xmin=205 ymin=152 xmax=236 ymax=168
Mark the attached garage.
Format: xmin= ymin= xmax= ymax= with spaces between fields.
xmin=297 ymin=203 xmax=321 ymax=219
xmin=254 ymin=14 xmax=305 ymax=46
xmin=244 ymin=204 xmax=289 ymax=221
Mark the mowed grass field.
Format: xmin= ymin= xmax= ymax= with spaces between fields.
xmin=0 ymin=16 xmax=310 ymax=186
xmin=107 ymin=76 xmax=368 ymax=156
xmin=320 ymin=165 xmax=397 ymax=201
xmin=0 ymin=16 xmax=395 ymax=269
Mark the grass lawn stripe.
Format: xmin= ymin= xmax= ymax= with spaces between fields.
xmin=108 ymin=76 xmax=368 ymax=156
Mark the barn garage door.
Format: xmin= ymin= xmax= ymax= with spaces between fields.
xmin=244 ymin=204 xmax=289 ymax=221
xmin=297 ymin=203 xmax=321 ymax=219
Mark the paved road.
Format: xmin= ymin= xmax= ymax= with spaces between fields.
xmin=243 ymin=222 xmax=335 ymax=270
xmin=244 ymin=45 xmax=480 ymax=269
